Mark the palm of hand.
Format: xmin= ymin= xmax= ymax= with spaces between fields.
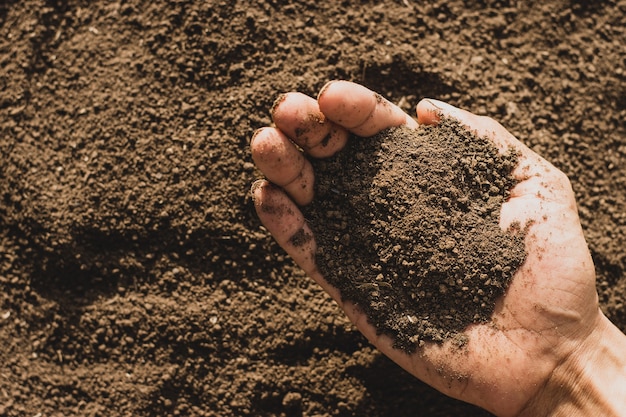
xmin=250 ymin=81 xmax=599 ymax=417
xmin=415 ymin=130 xmax=599 ymax=415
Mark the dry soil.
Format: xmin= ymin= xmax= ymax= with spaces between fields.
xmin=306 ymin=121 xmax=526 ymax=352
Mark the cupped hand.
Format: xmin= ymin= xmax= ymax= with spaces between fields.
xmin=249 ymin=80 xmax=602 ymax=416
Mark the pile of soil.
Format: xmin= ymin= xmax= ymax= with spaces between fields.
xmin=306 ymin=120 xmax=526 ymax=351
xmin=1 ymin=1 xmax=624 ymax=416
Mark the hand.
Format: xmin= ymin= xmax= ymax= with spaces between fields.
xmin=250 ymin=80 xmax=626 ymax=416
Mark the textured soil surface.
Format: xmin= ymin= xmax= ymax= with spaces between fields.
xmin=1 ymin=1 xmax=625 ymax=416
xmin=306 ymin=121 xmax=526 ymax=352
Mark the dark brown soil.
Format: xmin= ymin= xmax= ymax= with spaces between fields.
xmin=1 ymin=1 xmax=625 ymax=416
xmin=306 ymin=120 xmax=526 ymax=351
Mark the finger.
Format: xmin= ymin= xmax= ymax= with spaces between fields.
xmin=251 ymin=180 xmax=345 ymax=301
xmin=250 ymin=127 xmax=314 ymax=206
xmin=251 ymin=180 xmax=319 ymax=277
xmin=317 ymin=80 xmax=418 ymax=137
xmin=415 ymin=98 xmax=460 ymax=126
xmin=271 ymin=92 xmax=349 ymax=158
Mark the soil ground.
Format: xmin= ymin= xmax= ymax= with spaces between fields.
xmin=1 ymin=1 xmax=625 ymax=416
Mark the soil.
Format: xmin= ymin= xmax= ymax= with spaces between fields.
xmin=305 ymin=121 xmax=526 ymax=351
xmin=0 ymin=1 xmax=625 ymax=416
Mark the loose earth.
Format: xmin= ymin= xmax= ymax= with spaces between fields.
xmin=305 ymin=118 xmax=527 ymax=352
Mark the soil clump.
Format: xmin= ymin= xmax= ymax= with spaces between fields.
xmin=305 ymin=119 xmax=526 ymax=351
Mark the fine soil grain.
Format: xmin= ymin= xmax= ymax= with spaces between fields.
xmin=306 ymin=120 xmax=526 ymax=352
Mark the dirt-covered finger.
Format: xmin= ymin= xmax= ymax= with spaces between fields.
xmin=271 ymin=92 xmax=349 ymax=158
xmin=317 ymin=80 xmax=418 ymax=137
xmin=251 ymin=180 xmax=318 ymax=276
xmin=250 ymin=127 xmax=314 ymax=206
xmin=251 ymin=180 xmax=357 ymax=316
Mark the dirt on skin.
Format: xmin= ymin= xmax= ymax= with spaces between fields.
xmin=306 ymin=120 xmax=526 ymax=352
xmin=1 ymin=1 xmax=625 ymax=417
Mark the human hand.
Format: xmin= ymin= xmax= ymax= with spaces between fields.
xmin=250 ymin=80 xmax=626 ymax=416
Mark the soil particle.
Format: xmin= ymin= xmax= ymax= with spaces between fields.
xmin=304 ymin=118 xmax=527 ymax=352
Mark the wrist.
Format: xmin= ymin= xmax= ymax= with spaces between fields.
xmin=519 ymin=312 xmax=626 ymax=417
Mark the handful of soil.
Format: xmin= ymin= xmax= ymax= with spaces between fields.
xmin=303 ymin=118 xmax=527 ymax=353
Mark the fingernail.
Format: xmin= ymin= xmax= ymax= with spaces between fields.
xmin=425 ymin=99 xmax=459 ymax=113
xmin=317 ymin=80 xmax=338 ymax=101
xmin=270 ymin=93 xmax=287 ymax=118
xmin=424 ymin=99 xmax=444 ymax=110
xmin=250 ymin=127 xmax=266 ymax=147
xmin=250 ymin=179 xmax=267 ymax=202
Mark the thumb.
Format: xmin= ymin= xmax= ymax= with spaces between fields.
xmin=416 ymin=98 xmax=476 ymax=127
